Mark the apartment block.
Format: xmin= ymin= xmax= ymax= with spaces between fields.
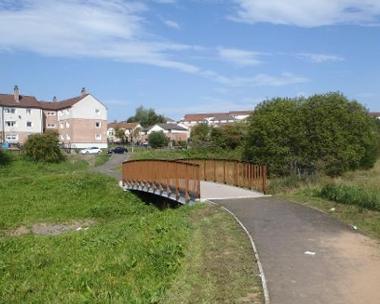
xmin=1 ymin=86 xmax=107 ymax=149
xmin=0 ymin=86 xmax=43 ymax=144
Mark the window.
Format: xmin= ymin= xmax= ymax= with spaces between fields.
xmin=48 ymin=112 xmax=56 ymax=116
xmin=95 ymin=122 xmax=101 ymax=128
xmin=26 ymin=109 xmax=31 ymax=115
xmin=5 ymin=121 xmax=16 ymax=127
xmin=95 ymin=109 xmax=100 ymax=114
xmin=6 ymin=135 xmax=18 ymax=141
xmin=60 ymin=135 xmax=64 ymax=141
xmin=4 ymin=108 xmax=15 ymax=114
xmin=58 ymin=111 xmax=62 ymax=116
xmin=66 ymin=134 xmax=71 ymax=140
xmin=65 ymin=121 xmax=70 ymax=128
xmin=60 ymin=123 xmax=64 ymax=129
xmin=47 ymin=124 xmax=56 ymax=128
xmin=26 ymin=121 xmax=32 ymax=128
xmin=95 ymin=134 xmax=101 ymax=140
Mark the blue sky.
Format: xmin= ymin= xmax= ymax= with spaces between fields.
xmin=0 ymin=0 xmax=379 ymax=121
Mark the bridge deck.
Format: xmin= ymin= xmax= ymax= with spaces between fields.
xmin=200 ymin=181 xmax=266 ymax=200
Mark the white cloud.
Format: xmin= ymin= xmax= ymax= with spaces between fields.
xmin=218 ymin=47 xmax=263 ymax=66
xmin=0 ymin=0 xmax=309 ymax=89
xmin=232 ymin=0 xmax=380 ymax=27
xmin=297 ymin=53 xmax=344 ymax=63
xmin=202 ymin=71 xmax=309 ymax=87
xmin=0 ymin=0 xmax=196 ymax=73
xmin=164 ymin=19 xmax=180 ymax=29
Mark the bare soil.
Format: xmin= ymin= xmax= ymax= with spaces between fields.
xmin=8 ymin=220 xmax=95 ymax=236
xmin=327 ymin=232 xmax=380 ymax=304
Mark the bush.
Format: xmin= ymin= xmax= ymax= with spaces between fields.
xmin=23 ymin=131 xmax=65 ymax=163
xmin=320 ymin=184 xmax=380 ymax=211
xmin=244 ymin=93 xmax=379 ymax=176
xmin=190 ymin=122 xmax=247 ymax=150
xmin=0 ymin=149 xmax=11 ymax=166
xmin=148 ymin=131 xmax=169 ymax=149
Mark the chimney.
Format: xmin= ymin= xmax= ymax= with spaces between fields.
xmin=53 ymin=96 xmax=57 ymax=102
xmin=80 ymin=87 xmax=87 ymax=96
xmin=14 ymin=85 xmax=20 ymax=103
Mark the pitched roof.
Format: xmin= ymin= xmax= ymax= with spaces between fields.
xmin=0 ymin=93 xmax=40 ymax=108
xmin=157 ymin=123 xmax=188 ymax=131
xmin=208 ymin=113 xmax=235 ymax=121
xmin=183 ymin=113 xmax=221 ymax=121
xmin=108 ymin=122 xmax=141 ymax=130
xmin=182 ymin=110 xmax=253 ymax=122
xmin=369 ymin=112 xmax=380 ymax=117
xmin=39 ymin=94 xmax=89 ymax=110
xmin=228 ymin=110 xmax=252 ymax=116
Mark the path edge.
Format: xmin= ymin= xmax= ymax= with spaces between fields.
xmin=207 ymin=200 xmax=270 ymax=304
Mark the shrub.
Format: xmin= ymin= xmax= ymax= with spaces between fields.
xmin=23 ymin=131 xmax=65 ymax=163
xmin=320 ymin=184 xmax=380 ymax=211
xmin=0 ymin=149 xmax=11 ymax=166
xmin=148 ymin=131 xmax=169 ymax=149
xmin=244 ymin=93 xmax=379 ymax=176
xmin=190 ymin=123 xmax=211 ymax=148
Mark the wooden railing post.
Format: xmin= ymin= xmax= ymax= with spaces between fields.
xmin=213 ymin=160 xmax=216 ymax=182
xmin=204 ymin=159 xmax=207 ymax=181
xmin=185 ymin=164 xmax=190 ymax=201
xmin=223 ymin=160 xmax=226 ymax=184
xmin=175 ymin=164 xmax=179 ymax=200
xmin=196 ymin=165 xmax=200 ymax=199
xmin=262 ymin=165 xmax=267 ymax=194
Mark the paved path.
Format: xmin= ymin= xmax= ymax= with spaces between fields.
xmin=200 ymin=181 xmax=265 ymax=200
xmin=213 ymin=197 xmax=380 ymax=304
xmin=92 ymin=153 xmax=128 ymax=180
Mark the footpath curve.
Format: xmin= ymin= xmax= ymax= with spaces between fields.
xmin=212 ymin=196 xmax=380 ymax=304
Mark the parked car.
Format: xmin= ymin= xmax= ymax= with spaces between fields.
xmin=108 ymin=146 xmax=128 ymax=154
xmin=80 ymin=147 xmax=101 ymax=155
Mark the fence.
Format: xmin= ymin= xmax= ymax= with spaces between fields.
xmin=122 ymin=160 xmax=200 ymax=202
xmin=177 ymin=159 xmax=267 ymax=193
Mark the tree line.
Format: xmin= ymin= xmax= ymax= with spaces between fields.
xmin=190 ymin=92 xmax=380 ymax=177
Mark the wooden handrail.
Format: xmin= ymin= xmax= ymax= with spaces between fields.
xmin=122 ymin=160 xmax=201 ymax=202
xmin=122 ymin=158 xmax=268 ymax=203
xmin=176 ymin=158 xmax=267 ymax=193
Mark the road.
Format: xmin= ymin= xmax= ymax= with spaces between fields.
xmin=92 ymin=153 xmax=127 ymax=180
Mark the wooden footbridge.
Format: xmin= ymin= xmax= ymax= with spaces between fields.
xmin=121 ymin=159 xmax=267 ymax=204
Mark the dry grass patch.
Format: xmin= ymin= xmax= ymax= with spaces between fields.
xmin=162 ymin=204 xmax=263 ymax=304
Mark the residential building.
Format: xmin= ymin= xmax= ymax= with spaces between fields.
xmin=0 ymin=86 xmax=43 ymax=144
xmin=107 ymin=122 xmax=142 ymax=143
xmin=147 ymin=123 xmax=189 ymax=143
xmin=39 ymin=89 xmax=108 ymax=149
xmin=179 ymin=110 xmax=252 ymax=129
xmin=0 ymin=86 xmax=108 ymax=149
xmin=369 ymin=112 xmax=380 ymax=120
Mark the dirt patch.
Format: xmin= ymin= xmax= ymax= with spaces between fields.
xmin=320 ymin=231 xmax=380 ymax=304
xmin=8 ymin=220 xmax=95 ymax=236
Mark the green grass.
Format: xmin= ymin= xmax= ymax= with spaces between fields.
xmin=0 ymin=158 xmax=262 ymax=303
xmin=276 ymin=160 xmax=380 ymax=239
xmin=94 ymin=151 xmax=111 ymax=167
xmin=162 ymin=205 xmax=263 ymax=304
xmin=131 ymin=147 xmax=243 ymax=161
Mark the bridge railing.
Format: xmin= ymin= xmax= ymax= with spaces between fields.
xmin=122 ymin=160 xmax=200 ymax=202
xmin=178 ymin=159 xmax=267 ymax=193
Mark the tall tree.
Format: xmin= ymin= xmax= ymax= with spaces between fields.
xmin=127 ymin=106 xmax=166 ymax=128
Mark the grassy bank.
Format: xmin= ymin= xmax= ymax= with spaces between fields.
xmin=130 ymin=147 xmax=242 ymax=161
xmin=0 ymin=158 xmax=262 ymax=303
xmin=163 ymin=205 xmax=263 ymax=304
xmin=274 ymin=161 xmax=380 ymax=239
